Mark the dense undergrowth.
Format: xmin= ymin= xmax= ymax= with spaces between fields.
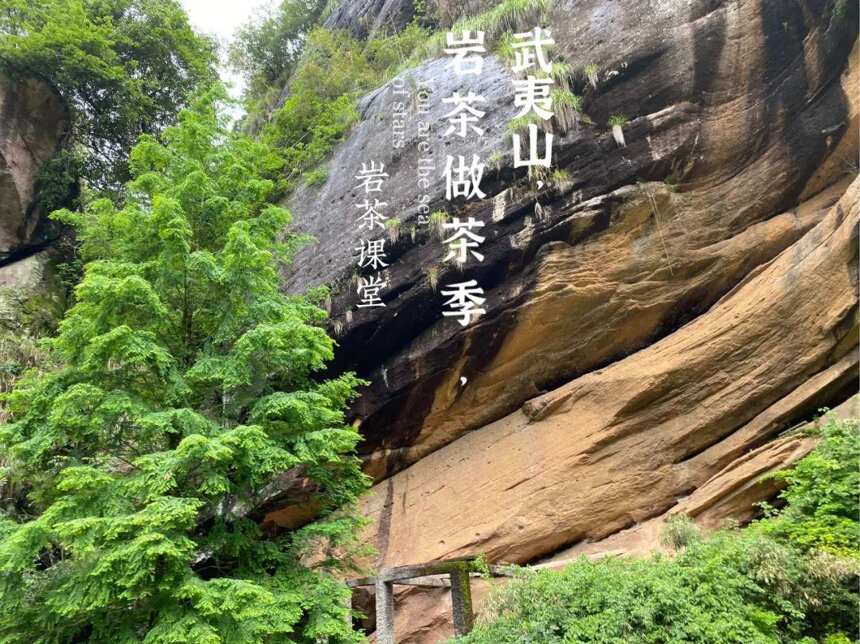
xmin=454 ymin=415 xmax=860 ymax=644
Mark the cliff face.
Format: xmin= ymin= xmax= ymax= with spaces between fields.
xmin=0 ymin=72 xmax=68 ymax=331
xmin=0 ymin=71 xmax=67 ymax=259
xmin=0 ymin=2 xmax=856 ymax=641
xmin=275 ymin=0 xmax=858 ymax=640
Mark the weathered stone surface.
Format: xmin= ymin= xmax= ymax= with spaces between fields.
xmin=323 ymin=0 xmax=415 ymax=38
xmin=545 ymin=394 xmax=859 ymax=562
xmin=283 ymin=0 xmax=859 ymax=481
xmin=356 ymin=178 xmax=857 ymax=570
xmin=377 ymin=396 xmax=858 ymax=643
xmin=0 ymin=71 xmax=68 ymax=263
xmin=276 ymin=2 xmax=859 ymax=639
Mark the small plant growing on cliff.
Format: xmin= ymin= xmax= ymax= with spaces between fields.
xmin=386 ymin=217 xmax=402 ymax=242
xmin=832 ymin=0 xmax=849 ymax=18
xmin=410 ymin=0 xmax=552 ymax=64
xmin=528 ymin=164 xmax=552 ymax=190
xmin=304 ymin=164 xmax=329 ymax=186
xmin=608 ymin=114 xmax=629 ymax=147
xmin=488 ymin=150 xmax=505 ymax=172
xmin=506 ymin=113 xmax=542 ymax=138
xmin=550 ymin=60 xmax=573 ymax=85
xmin=583 ymin=63 xmax=600 ymax=89
xmin=430 ymin=210 xmax=449 ymax=238
xmin=660 ymin=514 xmax=702 ymax=551
xmin=494 ymin=31 xmax=516 ymax=59
xmin=551 ymin=88 xmax=584 ymax=132
xmin=550 ymin=168 xmax=572 ymax=189
xmin=425 ymin=266 xmax=441 ymax=291
xmin=0 ymin=88 xmax=369 ymax=643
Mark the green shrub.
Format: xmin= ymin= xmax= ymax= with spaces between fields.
xmin=457 ymin=550 xmax=784 ymax=643
xmin=456 ymin=415 xmax=860 ymax=643
xmin=758 ymin=416 xmax=859 ymax=558
xmin=660 ymin=513 xmax=701 ymax=551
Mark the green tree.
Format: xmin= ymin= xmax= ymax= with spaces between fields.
xmin=0 ymin=87 xmax=369 ymax=643
xmin=229 ymin=0 xmax=329 ymax=116
xmin=0 ymin=0 xmax=217 ymax=192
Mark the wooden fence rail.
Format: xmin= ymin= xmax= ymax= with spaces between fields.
xmin=346 ymin=556 xmax=513 ymax=643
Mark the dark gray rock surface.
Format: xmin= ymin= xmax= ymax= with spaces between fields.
xmin=282 ymin=0 xmax=859 ymax=478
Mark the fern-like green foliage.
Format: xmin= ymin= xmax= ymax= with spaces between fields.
xmin=0 ymin=86 xmax=369 ymax=643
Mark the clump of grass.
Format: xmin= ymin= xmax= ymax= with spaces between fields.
xmin=332 ymin=318 xmax=344 ymax=336
xmin=551 ymin=88 xmax=583 ymax=132
xmin=583 ymin=63 xmax=600 ymax=89
xmin=550 ymin=168 xmax=571 ymax=188
xmin=429 ymin=210 xmax=448 ymax=238
xmin=506 ymin=113 xmax=543 ymax=137
xmin=550 ymin=60 xmax=573 ymax=85
xmin=493 ymin=31 xmax=515 ymax=59
xmin=660 ymin=514 xmax=701 ymax=551
xmin=527 ymin=164 xmax=552 ymax=189
xmin=385 ymin=218 xmax=402 ymax=242
xmin=407 ymin=0 xmax=553 ymax=64
xmin=425 ymin=266 xmax=440 ymax=291
xmin=488 ymin=149 xmax=505 ymax=172
xmin=454 ymin=0 xmax=552 ymax=41
xmin=608 ymin=113 xmax=628 ymax=146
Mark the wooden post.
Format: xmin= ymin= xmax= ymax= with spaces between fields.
xmin=343 ymin=588 xmax=353 ymax=630
xmin=375 ymin=578 xmax=395 ymax=644
xmin=449 ymin=564 xmax=474 ymax=635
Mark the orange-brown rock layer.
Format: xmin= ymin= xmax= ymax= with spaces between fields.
xmin=362 ymin=178 xmax=858 ymax=571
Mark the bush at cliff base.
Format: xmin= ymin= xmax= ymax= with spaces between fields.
xmin=0 ymin=87 xmax=369 ymax=643
xmin=454 ymin=416 xmax=859 ymax=644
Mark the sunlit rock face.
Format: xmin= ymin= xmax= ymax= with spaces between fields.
xmin=0 ymin=71 xmax=67 ymax=265
xmin=278 ymin=0 xmax=857 ymax=638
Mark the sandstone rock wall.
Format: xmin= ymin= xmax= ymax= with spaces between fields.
xmin=276 ymin=1 xmax=858 ymax=639
xmin=284 ymin=0 xmax=858 ymax=480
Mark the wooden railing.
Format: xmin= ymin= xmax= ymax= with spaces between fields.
xmin=347 ymin=556 xmax=513 ymax=643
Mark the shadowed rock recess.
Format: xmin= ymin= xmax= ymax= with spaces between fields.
xmin=0 ymin=71 xmax=67 ymax=267
xmin=0 ymin=72 xmax=69 ymax=331
xmin=277 ymin=0 xmax=860 ymax=640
